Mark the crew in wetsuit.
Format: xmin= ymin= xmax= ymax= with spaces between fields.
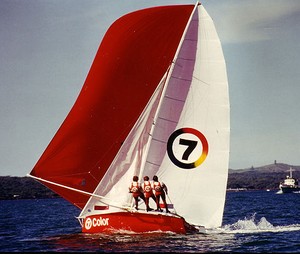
xmin=152 ymin=175 xmax=170 ymax=213
xmin=128 ymin=175 xmax=144 ymax=210
xmin=141 ymin=176 xmax=156 ymax=212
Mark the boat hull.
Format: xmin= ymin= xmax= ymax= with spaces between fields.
xmin=280 ymin=186 xmax=300 ymax=193
xmin=81 ymin=212 xmax=198 ymax=234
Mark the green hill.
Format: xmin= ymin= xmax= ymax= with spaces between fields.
xmin=0 ymin=162 xmax=299 ymax=200
xmin=228 ymin=162 xmax=300 ymax=190
xmin=0 ymin=176 xmax=58 ymax=200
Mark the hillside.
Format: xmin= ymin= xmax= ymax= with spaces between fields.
xmin=0 ymin=176 xmax=58 ymax=200
xmin=229 ymin=162 xmax=300 ymax=174
xmin=0 ymin=162 xmax=299 ymax=200
xmin=228 ymin=162 xmax=300 ymax=190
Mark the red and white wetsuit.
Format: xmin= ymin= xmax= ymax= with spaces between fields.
xmin=129 ymin=182 xmax=140 ymax=197
xmin=153 ymin=181 xmax=163 ymax=196
xmin=142 ymin=181 xmax=153 ymax=198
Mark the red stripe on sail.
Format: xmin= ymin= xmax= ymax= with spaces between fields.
xmin=30 ymin=5 xmax=194 ymax=209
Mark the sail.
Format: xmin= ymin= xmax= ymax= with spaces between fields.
xmin=80 ymin=3 xmax=229 ymax=229
xmin=144 ymin=5 xmax=230 ymax=228
xmin=29 ymin=5 xmax=194 ymax=209
xmin=79 ymin=78 xmax=167 ymax=216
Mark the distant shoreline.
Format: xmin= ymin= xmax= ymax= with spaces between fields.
xmin=1 ymin=162 xmax=299 ymax=200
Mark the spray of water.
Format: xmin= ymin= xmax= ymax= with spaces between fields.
xmin=206 ymin=213 xmax=300 ymax=234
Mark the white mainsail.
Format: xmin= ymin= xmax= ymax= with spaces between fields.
xmin=152 ymin=5 xmax=230 ymax=228
xmin=80 ymin=3 xmax=229 ymax=229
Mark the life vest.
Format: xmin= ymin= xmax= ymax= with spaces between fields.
xmin=153 ymin=181 xmax=162 ymax=196
xmin=143 ymin=181 xmax=153 ymax=198
xmin=130 ymin=182 xmax=140 ymax=197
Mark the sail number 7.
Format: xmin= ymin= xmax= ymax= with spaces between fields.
xmin=167 ymin=128 xmax=209 ymax=169
xmin=179 ymin=138 xmax=197 ymax=161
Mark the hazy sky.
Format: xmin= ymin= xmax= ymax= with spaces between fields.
xmin=1 ymin=0 xmax=300 ymax=176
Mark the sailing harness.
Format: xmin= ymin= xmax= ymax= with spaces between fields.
xmin=143 ymin=181 xmax=153 ymax=198
xmin=153 ymin=181 xmax=163 ymax=196
xmin=130 ymin=182 xmax=141 ymax=197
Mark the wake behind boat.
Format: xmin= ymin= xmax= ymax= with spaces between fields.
xmin=28 ymin=1 xmax=230 ymax=234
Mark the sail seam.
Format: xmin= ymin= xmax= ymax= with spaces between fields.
xmin=164 ymin=95 xmax=185 ymax=103
xmin=169 ymin=75 xmax=193 ymax=83
xmin=151 ymin=137 xmax=167 ymax=144
xmin=145 ymin=160 xmax=161 ymax=167
xmin=175 ymin=57 xmax=195 ymax=61
xmin=157 ymin=116 xmax=178 ymax=124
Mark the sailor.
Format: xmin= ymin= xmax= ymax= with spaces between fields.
xmin=141 ymin=176 xmax=155 ymax=212
xmin=128 ymin=175 xmax=144 ymax=210
xmin=152 ymin=175 xmax=170 ymax=213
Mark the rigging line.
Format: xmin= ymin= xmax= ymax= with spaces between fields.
xmin=193 ymin=76 xmax=211 ymax=86
xmin=148 ymin=2 xmax=198 ymax=130
xmin=166 ymin=193 xmax=177 ymax=214
xmin=27 ymin=174 xmax=132 ymax=211
xmin=140 ymin=5 xmax=198 ymax=174
xmin=138 ymin=67 xmax=171 ymax=174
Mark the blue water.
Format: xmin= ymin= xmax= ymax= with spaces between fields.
xmin=1 ymin=191 xmax=299 ymax=252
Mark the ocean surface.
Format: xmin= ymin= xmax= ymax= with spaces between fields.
xmin=1 ymin=190 xmax=299 ymax=253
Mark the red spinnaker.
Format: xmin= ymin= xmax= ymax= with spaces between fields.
xmin=30 ymin=5 xmax=194 ymax=209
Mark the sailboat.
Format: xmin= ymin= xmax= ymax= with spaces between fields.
xmin=28 ymin=1 xmax=230 ymax=234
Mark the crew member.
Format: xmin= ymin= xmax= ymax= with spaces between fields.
xmin=141 ymin=176 xmax=155 ymax=212
xmin=128 ymin=175 xmax=144 ymax=210
xmin=152 ymin=175 xmax=170 ymax=213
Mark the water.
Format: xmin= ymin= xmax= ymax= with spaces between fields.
xmin=1 ymin=191 xmax=299 ymax=252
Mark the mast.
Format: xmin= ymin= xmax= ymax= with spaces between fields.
xmin=139 ymin=2 xmax=199 ymax=176
xmin=289 ymin=167 xmax=294 ymax=178
xmin=77 ymin=4 xmax=196 ymax=218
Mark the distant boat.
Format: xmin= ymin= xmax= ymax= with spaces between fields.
xmin=28 ymin=1 xmax=230 ymax=234
xmin=279 ymin=168 xmax=300 ymax=193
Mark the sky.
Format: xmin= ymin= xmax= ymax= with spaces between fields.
xmin=1 ymin=0 xmax=300 ymax=176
